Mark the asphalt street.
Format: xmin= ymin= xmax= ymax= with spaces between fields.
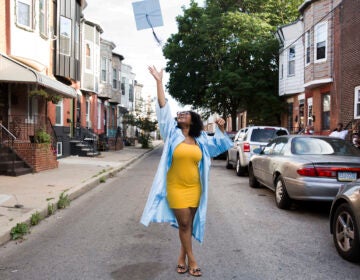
xmin=0 ymin=146 xmax=359 ymax=279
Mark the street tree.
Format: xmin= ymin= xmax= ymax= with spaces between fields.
xmin=162 ymin=0 xmax=302 ymax=128
xmin=125 ymin=97 xmax=157 ymax=148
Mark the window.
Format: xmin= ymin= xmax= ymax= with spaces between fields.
xmin=273 ymin=139 xmax=287 ymax=155
xmin=39 ymin=0 xmax=48 ymax=36
xmin=27 ymin=95 xmax=38 ymax=123
xmin=17 ymin=0 xmax=33 ymax=29
xmin=55 ymin=100 xmax=63 ymax=125
xmin=112 ymin=68 xmax=117 ymax=88
xmin=86 ymin=99 xmax=91 ymax=128
xmin=307 ymin=97 xmax=313 ymax=126
xmin=97 ymin=100 xmax=102 ymax=129
xmin=121 ymin=77 xmax=126 ymax=95
xmin=322 ymin=94 xmax=330 ymax=130
xmin=86 ymin=43 xmax=91 ymax=70
xmin=101 ymin=57 xmax=108 ymax=82
xmin=354 ymin=86 xmax=360 ymax=119
xmin=305 ymin=31 xmax=310 ymax=65
xmin=75 ymin=23 xmax=80 ymax=60
xmin=280 ymin=63 xmax=283 ymax=79
xmin=314 ymin=22 xmax=327 ymax=62
xmin=288 ymin=47 xmax=295 ymax=76
xmin=60 ymin=16 xmax=72 ymax=56
xmin=56 ymin=142 xmax=63 ymax=157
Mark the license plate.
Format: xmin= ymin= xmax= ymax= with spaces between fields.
xmin=338 ymin=172 xmax=357 ymax=182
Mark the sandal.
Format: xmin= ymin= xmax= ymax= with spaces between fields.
xmin=176 ymin=264 xmax=188 ymax=274
xmin=188 ymin=266 xmax=202 ymax=277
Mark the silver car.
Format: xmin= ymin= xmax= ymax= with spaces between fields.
xmin=248 ymin=135 xmax=360 ymax=209
xmin=329 ymin=181 xmax=360 ymax=262
xmin=226 ymin=126 xmax=289 ymax=176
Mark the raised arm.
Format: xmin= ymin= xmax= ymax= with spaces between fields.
xmin=148 ymin=66 xmax=166 ymax=108
xmin=215 ymin=118 xmax=225 ymax=133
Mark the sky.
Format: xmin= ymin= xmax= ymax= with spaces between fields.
xmin=83 ymin=0 xmax=204 ymax=112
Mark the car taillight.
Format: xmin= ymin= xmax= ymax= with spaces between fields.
xmin=297 ymin=167 xmax=318 ymax=177
xmin=297 ymin=166 xmax=360 ymax=178
xmin=243 ymin=142 xmax=250 ymax=152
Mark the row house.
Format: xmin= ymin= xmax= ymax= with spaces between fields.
xmin=120 ymin=63 xmax=136 ymax=141
xmin=276 ymin=19 xmax=305 ymax=134
xmin=80 ymin=21 xmax=125 ymax=152
xmin=0 ymin=1 xmax=140 ymax=176
xmin=278 ymin=0 xmax=360 ymax=138
xmin=0 ymin=0 xmax=84 ymax=176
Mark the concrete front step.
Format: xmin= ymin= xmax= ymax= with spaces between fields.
xmin=6 ymin=167 xmax=33 ymax=176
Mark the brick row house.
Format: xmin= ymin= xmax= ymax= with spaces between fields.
xmin=0 ymin=1 xmax=138 ymax=176
xmin=277 ymin=0 xmax=360 ymax=138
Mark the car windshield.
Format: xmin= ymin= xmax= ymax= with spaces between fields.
xmin=292 ymin=137 xmax=360 ymax=156
xmin=250 ymin=128 xmax=284 ymax=142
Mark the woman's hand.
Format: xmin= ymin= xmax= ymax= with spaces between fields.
xmin=148 ymin=65 xmax=163 ymax=83
xmin=149 ymin=65 xmax=166 ymax=107
xmin=215 ymin=118 xmax=225 ymax=133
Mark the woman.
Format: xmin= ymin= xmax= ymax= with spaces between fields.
xmin=140 ymin=66 xmax=233 ymax=277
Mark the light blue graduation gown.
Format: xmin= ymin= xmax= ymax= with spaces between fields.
xmin=140 ymin=101 xmax=233 ymax=243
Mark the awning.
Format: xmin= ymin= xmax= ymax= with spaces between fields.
xmin=0 ymin=53 xmax=77 ymax=98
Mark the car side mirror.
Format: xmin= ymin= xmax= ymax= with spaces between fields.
xmin=253 ymin=147 xmax=262 ymax=154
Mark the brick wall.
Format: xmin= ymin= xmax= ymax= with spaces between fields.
xmin=108 ymin=137 xmax=123 ymax=151
xmin=0 ymin=1 xmax=5 ymax=53
xmin=302 ymin=0 xmax=335 ymax=84
xmin=339 ymin=0 xmax=360 ymax=127
xmin=14 ymin=143 xmax=58 ymax=172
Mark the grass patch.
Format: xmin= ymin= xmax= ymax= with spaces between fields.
xmin=57 ymin=192 xmax=70 ymax=209
xmin=10 ymin=223 xmax=29 ymax=240
xmin=30 ymin=211 xmax=42 ymax=226
xmin=48 ymin=203 xmax=55 ymax=216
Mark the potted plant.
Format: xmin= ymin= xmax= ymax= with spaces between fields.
xmin=35 ymin=129 xmax=51 ymax=144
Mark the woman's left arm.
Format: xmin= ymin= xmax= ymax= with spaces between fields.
xmin=203 ymin=118 xmax=233 ymax=157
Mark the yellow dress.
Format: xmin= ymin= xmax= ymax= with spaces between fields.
xmin=166 ymin=142 xmax=202 ymax=209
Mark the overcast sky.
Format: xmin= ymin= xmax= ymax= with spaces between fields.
xmin=83 ymin=0 xmax=204 ymax=111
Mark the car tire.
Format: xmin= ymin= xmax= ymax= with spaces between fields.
xmin=248 ymin=164 xmax=260 ymax=188
xmin=275 ymin=175 xmax=291 ymax=209
xmin=235 ymin=157 xmax=246 ymax=176
xmin=226 ymin=153 xmax=233 ymax=169
xmin=332 ymin=203 xmax=360 ymax=262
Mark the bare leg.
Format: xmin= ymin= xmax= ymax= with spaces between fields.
xmin=173 ymin=207 xmax=202 ymax=276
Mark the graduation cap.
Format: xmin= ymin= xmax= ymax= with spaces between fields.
xmin=132 ymin=0 xmax=164 ymax=45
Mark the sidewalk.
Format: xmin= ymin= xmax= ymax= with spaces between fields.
xmin=0 ymin=140 xmax=162 ymax=246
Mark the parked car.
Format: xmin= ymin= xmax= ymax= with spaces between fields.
xmin=248 ymin=135 xmax=360 ymax=209
xmin=213 ymin=131 xmax=237 ymax=160
xmin=329 ymin=181 xmax=360 ymax=262
xmin=226 ymin=126 xmax=289 ymax=175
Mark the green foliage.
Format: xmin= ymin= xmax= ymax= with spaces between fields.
xmin=124 ymin=97 xmax=158 ymax=148
xmin=30 ymin=211 xmax=42 ymax=226
xmin=35 ymin=129 xmax=51 ymax=144
xmin=138 ymin=133 xmax=153 ymax=149
xmin=57 ymin=192 xmax=70 ymax=209
xmin=29 ymin=89 xmax=62 ymax=104
xmin=163 ymin=0 xmax=302 ymax=127
xmin=99 ymin=176 xmax=106 ymax=183
xmin=48 ymin=203 xmax=55 ymax=216
xmin=10 ymin=223 xmax=29 ymax=240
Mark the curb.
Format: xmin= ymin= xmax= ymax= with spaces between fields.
xmin=0 ymin=144 xmax=160 ymax=247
